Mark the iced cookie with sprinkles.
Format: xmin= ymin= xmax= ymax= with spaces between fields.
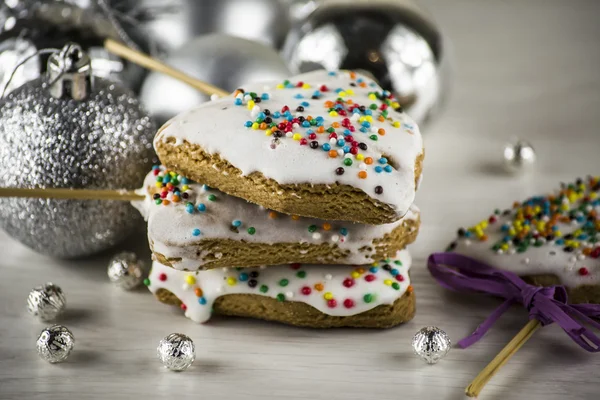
xmin=446 ymin=176 xmax=600 ymax=303
xmin=133 ymin=166 xmax=420 ymax=270
xmin=154 ymin=70 xmax=424 ymax=225
xmin=145 ymin=249 xmax=415 ymax=328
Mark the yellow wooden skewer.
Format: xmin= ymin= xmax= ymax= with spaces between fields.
xmin=104 ymin=38 xmax=229 ymax=98
xmin=466 ymin=319 xmax=542 ymax=398
xmin=0 ymin=187 xmax=144 ymax=201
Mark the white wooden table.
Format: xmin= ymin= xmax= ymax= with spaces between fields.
xmin=1 ymin=1 xmax=600 ymax=399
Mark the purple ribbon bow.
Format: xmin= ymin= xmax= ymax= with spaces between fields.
xmin=428 ymin=252 xmax=600 ymax=352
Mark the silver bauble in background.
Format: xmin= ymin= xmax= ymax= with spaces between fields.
xmin=282 ymin=0 xmax=449 ymax=126
xmin=0 ymin=0 xmax=147 ymax=93
xmin=120 ymin=0 xmax=291 ymax=54
xmin=140 ymin=34 xmax=291 ymax=125
xmin=0 ymin=44 xmax=156 ymax=258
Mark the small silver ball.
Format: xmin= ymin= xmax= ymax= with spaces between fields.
xmin=36 ymin=325 xmax=75 ymax=363
xmin=412 ymin=326 xmax=451 ymax=364
xmin=107 ymin=252 xmax=145 ymax=290
xmin=27 ymin=283 xmax=66 ymax=321
xmin=503 ymin=140 xmax=536 ymax=173
xmin=157 ymin=333 xmax=195 ymax=371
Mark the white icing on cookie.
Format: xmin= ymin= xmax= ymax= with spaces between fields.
xmin=133 ymin=167 xmax=419 ymax=270
xmin=154 ymin=70 xmax=423 ymax=220
xmin=147 ymin=249 xmax=412 ymax=323
xmin=449 ymin=178 xmax=600 ymax=288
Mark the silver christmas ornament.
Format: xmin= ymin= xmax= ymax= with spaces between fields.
xmin=0 ymin=43 xmax=156 ymax=258
xmin=412 ymin=326 xmax=451 ymax=364
xmin=36 ymin=324 xmax=75 ymax=363
xmin=157 ymin=333 xmax=196 ymax=371
xmin=282 ymin=0 xmax=449 ymax=126
xmin=0 ymin=0 xmax=146 ymax=92
xmin=140 ymin=34 xmax=291 ymax=124
xmin=123 ymin=0 xmax=291 ymax=54
xmin=27 ymin=283 xmax=66 ymax=321
xmin=503 ymin=140 xmax=536 ymax=174
xmin=107 ymin=251 xmax=145 ymax=290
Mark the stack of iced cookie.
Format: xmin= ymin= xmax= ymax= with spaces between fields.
xmin=135 ymin=70 xmax=425 ymax=328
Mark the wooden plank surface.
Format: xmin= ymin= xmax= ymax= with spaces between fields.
xmin=1 ymin=0 xmax=600 ymax=399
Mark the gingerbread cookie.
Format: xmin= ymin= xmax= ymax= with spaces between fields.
xmin=446 ymin=177 xmax=600 ymax=303
xmin=133 ymin=166 xmax=420 ymax=270
xmin=145 ymin=249 xmax=415 ymax=328
xmin=154 ymin=70 xmax=424 ymax=225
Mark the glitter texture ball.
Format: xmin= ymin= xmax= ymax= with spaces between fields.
xmin=412 ymin=326 xmax=451 ymax=364
xmin=36 ymin=324 xmax=75 ymax=363
xmin=0 ymin=77 xmax=156 ymax=258
xmin=503 ymin=140 xmax=536 ymax=174
xmin=107 ymin=251 xmax=145 ymax=290
xmin=27 ymin=283 xmax=66 ymax=321
xmin=157 ymin=333 xmax=196 ymax=371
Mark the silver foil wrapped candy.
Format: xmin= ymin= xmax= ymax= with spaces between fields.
xmin=412 ymin=326 xmax=451 ymax=364
xmin=27 ymin=282 xmax=66 ymax=321
xmin=157 ymin=333 xmax=196 ymax=371
xmin=107 ymin=251 xmax=145 ymax=290
xmin=36 ymin=324 xmax=75 ymax=363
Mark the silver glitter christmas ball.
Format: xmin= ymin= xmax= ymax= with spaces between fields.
xmin=157 ymin=333 xmax=196 ymax=371
xmin=412 ymin=326 xmax=451 ymax=364
xmin=140 ymin=34 xmax=291 ymax=125
xmin=503 ymin=140 xmax=536 ymax=174
xmin=0 ymin=45 xmax=156 ymax=258
xmin=27 ymin=282 xmax=66 ymax=321
xmin=36 ymin=324 xmax=75 ymax=363
xmin=282 ymin=0 xmax=449 ymax=126
xmin=107 ymin=251 xmax=145 ymax=290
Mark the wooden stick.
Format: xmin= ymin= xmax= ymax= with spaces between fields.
xmin=466 ymin=319 xmax=541 ymax=398
xmin=0 ymin=187 xmax=144 ymax=201
xmin=104 ymin=38 xmax=229 ymax=98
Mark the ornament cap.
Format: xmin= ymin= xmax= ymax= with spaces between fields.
xmin=47 ymin=43 xmax=93 ymax=100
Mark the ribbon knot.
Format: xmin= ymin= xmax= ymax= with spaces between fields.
xmin=428 ymin=252 xmax=600 ymax=352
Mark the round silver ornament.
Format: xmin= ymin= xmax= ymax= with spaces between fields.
xmin=0 ymin=44 xmax=156 ymax=258
xmin=503 ymin=140 xmax=536 ymax=174
xmin=157 ymin=333 xmax=196 ymax=371
xmin=27 ymin=282 xmax=66 ymax=321
xmin=0 ymin=0 xmax=147 ymax=92
xmin=123 ymin=0 xmax=291 ymax=53
xmin=412 ymin=326 xmax=451 ymax=364
xmin=36 ymin=324 xmax=75 ymax=363
xmin=107 ymin=251 xmax=145 ymax=290
xmin=282 ymin=0 xmax=449 ymax=126
xmin=140 ymin=34 xmax=291 ymax=124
